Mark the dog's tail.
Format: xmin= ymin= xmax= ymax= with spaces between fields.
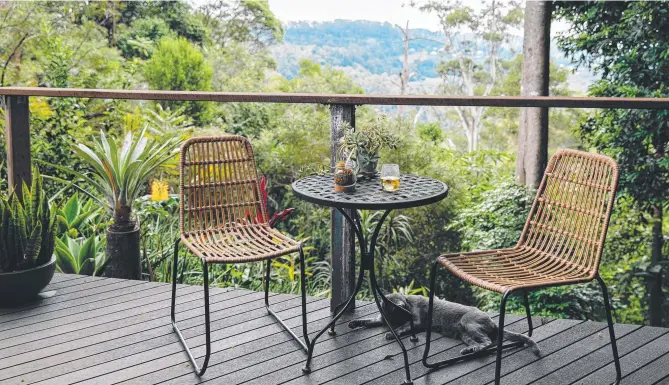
xmin=502 ymin=330 xmax=541 ymax=356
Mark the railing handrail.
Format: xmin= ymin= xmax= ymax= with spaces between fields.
xmin=2 ymin=87 xmax=669 ymax=109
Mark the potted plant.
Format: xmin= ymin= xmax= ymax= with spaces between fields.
xmin=50 ymin=127 xmax=180 ymax=279
xmin=340 ymin=115 xmax=400 ymax=178
xmin=0 ymin=169 xmax=57 ymax=306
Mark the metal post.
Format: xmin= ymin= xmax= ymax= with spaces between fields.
xmin=329 ymin=104 xmax=356 ymax=313
xmin=4 ymin=95 xmax=31 ymax=198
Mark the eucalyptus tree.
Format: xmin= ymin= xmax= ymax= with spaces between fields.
xmin=198 ymin=0 xmax=284 ymax=51
xmin=414 ymin=0 xmax=523 ymax=152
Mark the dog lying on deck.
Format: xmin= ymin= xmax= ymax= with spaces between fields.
xmin=348 ymin=293 xmax=540 ymax=356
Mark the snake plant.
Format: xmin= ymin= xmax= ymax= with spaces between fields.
xmin=0 ymin=169 xmax=56 ymax=273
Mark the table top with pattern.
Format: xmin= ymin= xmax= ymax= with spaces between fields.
xmin=291 ymin=174 xmax=449 ymax=210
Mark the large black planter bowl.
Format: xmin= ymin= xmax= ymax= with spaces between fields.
xmin=0 ymin=255 xmax=56 ymax=307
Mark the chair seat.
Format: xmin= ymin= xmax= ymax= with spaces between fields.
xmin=181 ymin=224 xmax=301 ymax=263
xmin=438 ymin=246 xmax=594 ymax=293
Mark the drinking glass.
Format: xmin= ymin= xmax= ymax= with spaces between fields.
xmin=381 ymin=164 xmax=400 ymax=192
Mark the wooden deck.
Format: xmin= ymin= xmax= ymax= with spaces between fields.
xmin=1 ymin=274 xmax=668 ymax=385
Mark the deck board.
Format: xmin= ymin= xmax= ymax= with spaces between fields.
xmin=0 ymin=274 xmax=667 ymax=385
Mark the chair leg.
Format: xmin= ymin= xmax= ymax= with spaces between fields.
xmin=523 ymin=291 xmax=533 ymax=337
xmin=422 ymin=260 xmax=439 ymax=367
xmin=264 ymin=246 xmax=310 ymax=352
xmin=597 ymin=275 xmax=622 ymax=385
xmin=422 ymin=261 xmax=524 ymax=370
xmin=494 ymin=292 xmax=512 ymax=385
xmin=171 ymin=239 xmax=211 ymax=376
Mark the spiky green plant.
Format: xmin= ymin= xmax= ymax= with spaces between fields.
xmin=55 ymin=234 xmax=108 ymax=276
xmin=47 ymin=126 xmax=180 ymax=231
xmin=0 ymin=169 xmax=56 ymax=273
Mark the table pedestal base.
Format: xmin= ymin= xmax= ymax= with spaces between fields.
xmin=302 ymin=209 xmax=416 ymax=385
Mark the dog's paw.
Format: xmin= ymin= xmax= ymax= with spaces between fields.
xmin=348 ymin=320 xmax=363 ymax=329
xmin=385 ymin=332 xmax=394 ymax=340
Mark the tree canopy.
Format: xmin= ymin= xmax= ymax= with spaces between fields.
xmin=554 ymin=1 xmax=669 ymax=326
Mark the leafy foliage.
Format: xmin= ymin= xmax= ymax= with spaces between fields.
xmin=144 ymin=37 xmax=214 ymax=123
xmin=55 ymin=193 xmax=104 ymax=239
xmin=452 ymin=180 xmax=534 ymax=251
xmin=55 ymin=234 xmax=108 ymax=276
xmin=554 ymin=0 xmax=669 ymax=326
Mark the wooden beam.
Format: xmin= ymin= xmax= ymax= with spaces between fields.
xmin=2 ymin=87 xmax=669 ymax=109
xmin=517 ymin=1 xmax=552 ymax=188
xmin=4 ymin=95 xmax=31 ymax=198
xmin=330 ymin=104 xmax=356 ymax=313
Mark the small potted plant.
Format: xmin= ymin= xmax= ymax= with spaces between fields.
xmin=334 ymin=161 xmax=356 ymax=193
xmin=340 ymin=115 xmax=399 ymax=178
xmin=0 ymin=169 xmax=57 ymax=306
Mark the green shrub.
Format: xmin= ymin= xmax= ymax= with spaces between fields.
xmin=453 ymin=179 xmax=606 ymax=320
xmin=144 ymin=37 xmax=214 ymax=124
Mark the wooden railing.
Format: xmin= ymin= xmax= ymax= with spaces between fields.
xmin=3 ymin=86 xmax=669 ymax=311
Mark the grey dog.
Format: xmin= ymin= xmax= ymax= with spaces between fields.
xmin=348 ymin=293 xmax=540 ymax=356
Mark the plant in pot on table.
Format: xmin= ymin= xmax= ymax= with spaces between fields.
xmin=0 ymin=169 xmax=57 ymax=306
xmin=50 ymin=127 xmax=180 ymax=280
xmin=340 ymin=115 xmax=400 ymax=179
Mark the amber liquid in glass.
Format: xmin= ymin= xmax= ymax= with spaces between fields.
xmin=381 ymin=176 xmax=400 ymax=192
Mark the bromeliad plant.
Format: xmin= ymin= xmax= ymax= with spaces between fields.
xmin=245 ymin=176 xmax=295 ymax=227
xmin=51 ymin=126 xmax=181 ymax=231
xmin=0 ymin=169 xmax=56 ymax=273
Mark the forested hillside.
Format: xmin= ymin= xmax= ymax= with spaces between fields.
xmin=271 ymin=20 xmax=593 ymax=94
xmin=0 ymin=1 xmax=665 ymax=327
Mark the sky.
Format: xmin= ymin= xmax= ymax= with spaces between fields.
xmin=265 ymin=0 xmax=570 ymax=35
xmin=267 ymin=0 xmax=443 ymax=31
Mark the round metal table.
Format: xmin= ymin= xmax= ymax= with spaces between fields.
xmin=292 ymin=174 xmax=448 ymax=385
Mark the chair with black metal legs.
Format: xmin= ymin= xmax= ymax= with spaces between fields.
xmin=422 ymin=149 xmax=622 ymax=385
xmin=171 ymin=136 xmax=310 ymax=376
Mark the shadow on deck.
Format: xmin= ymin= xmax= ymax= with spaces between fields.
xmin=0 ymin=274 xmax=668 ymax=385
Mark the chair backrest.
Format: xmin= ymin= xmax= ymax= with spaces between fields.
xmin=179 ymin=136 xmax=267 ymax=234
xmin=517 ymin=149 xmax=619 ymax=277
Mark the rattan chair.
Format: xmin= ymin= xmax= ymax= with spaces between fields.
xmin=171 ymin=136 xmax=310 ymax=376
xmin=422 ymin=149 xmax=622 ymax=385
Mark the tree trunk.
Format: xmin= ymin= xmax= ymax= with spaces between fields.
xmin=397 ymin=21 xmax=410 ymax=118
xmin=649 ymin=205 xmax=664 ymax=326
xmin=516 ymin=1 xmax=551 ymax=188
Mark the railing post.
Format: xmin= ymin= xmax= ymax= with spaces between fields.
xmin=330 ymin=104 xmax=356 ymax=313
xmin=4 ymin=95 xmax=31 ymax=198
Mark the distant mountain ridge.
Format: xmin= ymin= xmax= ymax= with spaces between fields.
xmin=272 ymin=20 xmax=521 ymax=80
xmin=270 ymin=19 xmax=593 ymax=94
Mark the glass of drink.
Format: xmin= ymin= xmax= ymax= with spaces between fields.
xmin=381 ymin=164 xmax=400 ymax=192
